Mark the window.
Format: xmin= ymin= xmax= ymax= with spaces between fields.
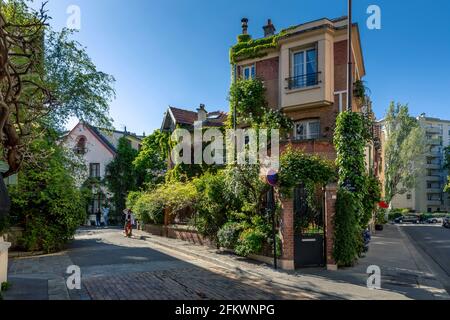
xmin=74 ymin=136 xmax=87 ymax=155
xmin=294 ymin=120 xmax=320 ymax=140
xmin=242 ymin=64 xmax=255 ymax=80
xmin=290 ymin=47 xmax=318 ymax=89
xmin=89 ymin=163 xmax=101 ymax=178
xmin=406 ymin=194 xmax=412 ymax=200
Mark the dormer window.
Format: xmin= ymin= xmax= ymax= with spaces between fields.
xmin=74 ymin=136 xmax=87 ymax=154
xmin=242 ymin=64 xmax=255 ymax=80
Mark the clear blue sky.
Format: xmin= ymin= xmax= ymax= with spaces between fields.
xmin=40 ymin=0 xmax=450 ymax=134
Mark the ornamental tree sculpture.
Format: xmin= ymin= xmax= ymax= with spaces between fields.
xmin=0 ymin=1 xmax=115 ymax=217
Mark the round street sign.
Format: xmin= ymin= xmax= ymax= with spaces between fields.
xmin=266 ymin=169 xmax=278 ymax=187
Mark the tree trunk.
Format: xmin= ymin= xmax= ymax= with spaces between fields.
xmin=0 ymin=173 xmax=11 ymax=218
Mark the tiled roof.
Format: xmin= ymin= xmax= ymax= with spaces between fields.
xmin=169 ymin=107 xmax=228 ymax=127
xmin=169 ymin=107 xmax=198 ymax=125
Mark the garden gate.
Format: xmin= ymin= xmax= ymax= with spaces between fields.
xmin=293 ymin=184 xmax=325 ymax=268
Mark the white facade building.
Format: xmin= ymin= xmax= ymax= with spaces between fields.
xmin=390 ymin=115 xmax=450 ymax=213
xmin=62 ymin=122 xmax=143 ymax=223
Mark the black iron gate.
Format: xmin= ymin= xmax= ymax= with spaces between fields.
xmin=293 ymin=184 xmax=325 ymax=268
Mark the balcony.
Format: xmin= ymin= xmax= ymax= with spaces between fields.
xmin=427 ymin=175 xmax=442 ymax=182
xmin=426 ymin=163 xmax=441 ymax=170
xmin=426 ymin=151 xmax=441 ymax=158
xmin=427 ymin=199 xmax=442 ymax=206
xmin=425 ymin=126 xmax=441 ymax=134
xmin=286 ymin=72 xmax=321 ymax=91
xmin=427 ymin=138 xmax=441 ymax=146
xmin=427 ymin=188 xmax=442 ymax=194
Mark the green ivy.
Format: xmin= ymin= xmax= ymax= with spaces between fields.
xmin=333 ymin=111 xmax=373 ymax=266
xmin=333 ymin=189 xmax=362 ymax=267
xmin=230 ymin=26 xmax=298 ymax=63
xmin=279 ymin=146 xmax=336 ymax=199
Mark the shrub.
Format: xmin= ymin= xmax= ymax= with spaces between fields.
xmin=333 ymin=189 xmax=362 ymax=267
xmin=375 ymin=209 xmax=387 ymax=225
xmin=8 ymin=139 xmax=87 ymax=253
xmin=235 ymin=228 xmax=266 ymax=257
xmin=193 ymin=171 xmax=233 ymax=242
xmin=388 ymin=209 xmax=404 ymax=221
xmin=217 ymin=222 xmax=244 ymax=250
xmin=133 ymin=193 xmax=164 ymax=225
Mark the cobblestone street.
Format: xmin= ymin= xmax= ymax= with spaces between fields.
xmin=6 ymin=226 xmax=439 ymax=300
xmin=4 ymin=228 xmax=316 ymax=300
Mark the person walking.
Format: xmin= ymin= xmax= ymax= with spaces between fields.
xmin=95 ymin=208 xmax=102 ymax=227
xmin=123 ymin=208 xmax=134 ymax=237
xmin=102 ymin=205 xmax=110 ymax=227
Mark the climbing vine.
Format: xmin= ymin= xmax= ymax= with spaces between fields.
xmin=279 ymin=146 xmax=336 ymax=205
xmin=333 ymin=111 xmax=375 ymax=266
xmin=230 ymin=26 xmax=298 ymax=63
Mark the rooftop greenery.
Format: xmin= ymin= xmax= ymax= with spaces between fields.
xmin=230 ymin=26 xmax=298 ymax=64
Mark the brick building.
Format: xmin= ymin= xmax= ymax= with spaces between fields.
xmin=231 ymin=16 xmax=369 ymax=270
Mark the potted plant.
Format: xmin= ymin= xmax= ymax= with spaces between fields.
xmin=375 ymin=209 xmax=387 ymax=231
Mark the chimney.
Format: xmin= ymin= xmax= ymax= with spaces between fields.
xmin=241 ymin=18 xmax=249 ymax=35
xmin=197 ymin=104 xmax=207 ymax=122
xmin=263 ymin=19 xmax=276 ymax=37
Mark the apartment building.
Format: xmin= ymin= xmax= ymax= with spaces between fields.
xmin=390 ymin=115 xmax=450 ymax=213
xmin=231 ymin=16 xmax=368 ymax=160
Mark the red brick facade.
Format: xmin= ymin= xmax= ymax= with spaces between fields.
xmin=256 ymin=57 xmax=279 ymax=110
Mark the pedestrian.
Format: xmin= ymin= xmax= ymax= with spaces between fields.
xmin=123 ymin=208 xmax=134 ymax=237
xmin=102 ymin=205 xmax=110 ymax=227
xmin=95 ymin=208 xmax=102 ymax=227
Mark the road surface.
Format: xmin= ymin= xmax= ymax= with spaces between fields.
xmin=401 ymin=224 xmax=450 ymax=294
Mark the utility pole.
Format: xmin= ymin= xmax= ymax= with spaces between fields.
xmin=347 ymin=0 xmax=353 ymax=112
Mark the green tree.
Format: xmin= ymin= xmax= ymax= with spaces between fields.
xmin=133 ymin=130 xmax=168 ymax=187
xmin=0 ymin=0 xmax=115 ymax=177
xmin=384 ymin=102 xmax=426 ymax=205
xmin=8 ymin=134 xmax=87 ymax=252
xmin=444 ymin=146 xmax=450 ymax=193
xmin=104 ymin=137 xmax=139 ymax=221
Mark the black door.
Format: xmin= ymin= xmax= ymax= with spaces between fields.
xmin=294 ymin=184 xmax=325 ymax=268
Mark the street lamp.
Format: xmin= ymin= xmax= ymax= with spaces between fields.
xmin=347 ymin=0 xmax=353 ymax=112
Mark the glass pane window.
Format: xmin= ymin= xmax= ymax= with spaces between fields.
xmin=291 ymin=48 xmax=317 ymax=89
xmin=294 ymin=120 xmax=320 ymax=140
xmin=243 ymin=65 xmax=255 ymax=80
xmin=89 ymin=163 xmax=100 ymax=178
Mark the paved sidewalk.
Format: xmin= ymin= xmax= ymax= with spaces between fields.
xmin=134 ymin=229 xmax=413 ymax=300
xmin=135 ymin=224 xmax=450 ymax=300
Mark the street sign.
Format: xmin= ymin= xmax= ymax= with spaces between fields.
xmin=266 ymin=169 xmax=278 ymax=187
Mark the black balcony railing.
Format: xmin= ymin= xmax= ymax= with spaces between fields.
xmin=286 ymin=72 xmax=321 ymax=90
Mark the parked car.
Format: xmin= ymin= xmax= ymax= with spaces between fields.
xmin=394 ymin=215 xmax=420 ymax=224
xmin=443 ymin=217 xmax=450 ymax=229
xmin=427 ymin=217 xmax=443 ymax=224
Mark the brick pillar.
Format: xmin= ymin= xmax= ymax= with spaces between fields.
xmin=278 ymin=196 xmax=295 ymax=270
xmin=325 ymin=183 xmax=338 ymax=270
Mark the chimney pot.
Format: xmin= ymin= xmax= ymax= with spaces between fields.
xmin=263 ymin=19 xmax=276 ymax=37
xmin=241 ymin=18 xmax=249 ymax=35
xmin=197 ymin=104 xmax=207 ymax=122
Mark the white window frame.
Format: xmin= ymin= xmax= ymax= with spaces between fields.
xmin=294 ymin=119 xmax=321 ymax=140
xmin=290 ymin=46 xmax=318 ymax=88
xmin=242 ymin=64 xmax=256 ymax=80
